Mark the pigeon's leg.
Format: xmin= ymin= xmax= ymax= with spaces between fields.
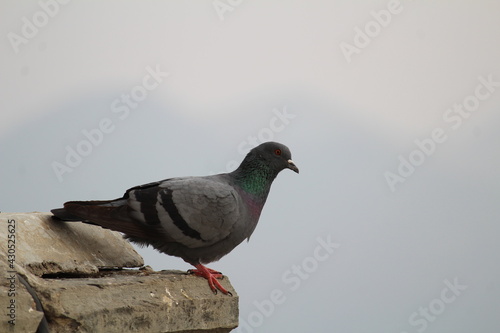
xmin=188 ymin=264 xmax=232 ymax=296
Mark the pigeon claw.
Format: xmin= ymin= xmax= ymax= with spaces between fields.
xmin=189 ymin=264 xmax=232 ymax=296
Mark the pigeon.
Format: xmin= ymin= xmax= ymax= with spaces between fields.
xmin=51 ymin=141 xmax=298 ymax=295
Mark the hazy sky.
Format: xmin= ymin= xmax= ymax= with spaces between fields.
xmin=2 ymin=1 xmax=500 ymax=332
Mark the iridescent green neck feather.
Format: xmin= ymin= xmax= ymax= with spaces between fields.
xmin=231 ymin=158 xmax=278 ymax=199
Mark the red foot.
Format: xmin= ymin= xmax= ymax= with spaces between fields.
xmin=188 ymin=264 xmax=232 ymax=296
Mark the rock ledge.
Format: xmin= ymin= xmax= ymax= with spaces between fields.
xmin=0 ymin=213 xmax=238 ymax=333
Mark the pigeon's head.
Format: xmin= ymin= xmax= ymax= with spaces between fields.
xmin=251 ymin=142 xmax=299 ymax=174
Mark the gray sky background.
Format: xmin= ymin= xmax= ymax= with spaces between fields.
xmin=2 ymin=1 xmax=500 ymax=332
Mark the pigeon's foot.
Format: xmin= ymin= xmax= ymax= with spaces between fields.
xmin=188 ymin=264 xmax=232 ymax=296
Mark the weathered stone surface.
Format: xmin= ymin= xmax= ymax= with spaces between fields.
xmin=29 ymin=270 xmax=238 ymax=333
xmin=0 ymin=212 xmax=144 ymax=277
xmin=0 ymin=213 xmax=239 ymax=333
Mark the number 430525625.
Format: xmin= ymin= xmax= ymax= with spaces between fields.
xmin=7 ymin=219 xmax=16 ymax=269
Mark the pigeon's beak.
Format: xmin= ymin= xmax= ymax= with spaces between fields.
xmin=287 ymin=159 xmax=299 ymax=174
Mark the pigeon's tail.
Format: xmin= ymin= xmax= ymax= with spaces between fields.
xmin=51 ymin=199 xmax=127 ymax=222
xmin=51 ymin=200 xmax=162 ymax=240
xmin=51 ymin=207 xmax=82 ymax=221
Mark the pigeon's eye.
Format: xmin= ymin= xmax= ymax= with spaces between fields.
xmin=274 ymin=149 xmax=282 ymax=156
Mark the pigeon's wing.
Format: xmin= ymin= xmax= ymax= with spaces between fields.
xmin=125 ymin=176 xmax=242 ymax=248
